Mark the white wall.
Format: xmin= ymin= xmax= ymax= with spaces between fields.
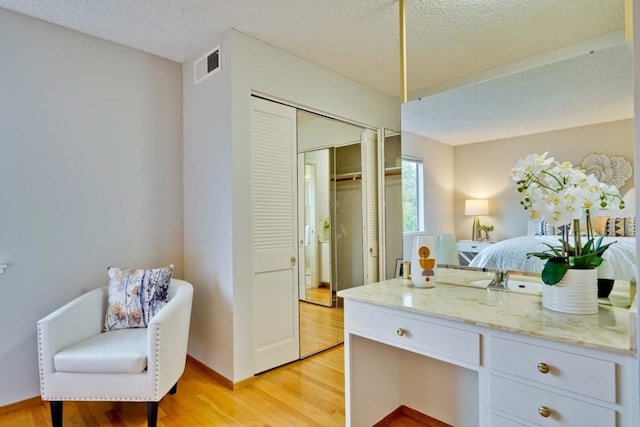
xmin=453 ymin=119 xmax=634 ymax=240
xmin=182 ymin=32 xmax=235 ymax=381
xmin=0 ymin=9 xmax=183 ymax=406
xmin=183 ymin=28 xmax=399 ymax=383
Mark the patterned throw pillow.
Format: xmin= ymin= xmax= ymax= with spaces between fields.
xmin=104 ymin=264 xmax=174 ymax=331
xmin=537 ymin=220 xmax=567 ymax=236
xmin=606 ymin=217 xmax=636 ymax=237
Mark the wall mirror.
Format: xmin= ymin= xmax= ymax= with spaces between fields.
xmin=297 ymin=112 xmax=404 ymax=357
xmin=382 ymin=129 xmax=404 ymax=279
xmin=401 ymin=28 xmax=635 ymax=280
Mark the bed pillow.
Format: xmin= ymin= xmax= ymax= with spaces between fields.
xmin=104 ymin=264 xmax=174 ymax=331
xmin=590 ymin=216 xmax=609 ymax=236
xmin=605 ymin=217 xmax=636 ymax=237
xmin=526 ymin=221 xmax=541 ymax=236
xmin=570 ymin=216 xmax=608 ymax=236
xmin=537 ymin=220 xmax=566 ymax=236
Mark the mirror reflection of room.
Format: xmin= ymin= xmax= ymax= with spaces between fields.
xmin=300 ymin=153 xmax=332 ymax=307
xmin=401 ymin=33 xmax=635 ymax=284
xmin=297 ymin=110 xmax=371 ymax=358
xmin=383 ymin=131 xmax=404 ymax=280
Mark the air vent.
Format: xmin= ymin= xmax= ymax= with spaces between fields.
xmin=194 ymin=46 xmax=220 ymax=84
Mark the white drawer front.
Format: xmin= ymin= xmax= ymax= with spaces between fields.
xmin=491 ymin=375 xmax=615 ymax=426
xmin=491 ymin=413 xmax=529 ymax=427
xmin=346 ymin=305 xmax=480 ymax=365
xmin=490 ymin=336 xmax=615 ymax=402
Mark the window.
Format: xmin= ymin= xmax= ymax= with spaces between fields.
xmin=402 ymin=157 xmax=424 ymax=232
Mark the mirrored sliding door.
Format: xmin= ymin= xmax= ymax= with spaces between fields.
xmin=297 ymin=110 xmax=369 ymax=358
xmin=296 ymin=112 xmax=403 ymax=358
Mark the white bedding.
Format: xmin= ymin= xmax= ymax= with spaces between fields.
xmin=469 ymin=235 xmax=637 ymax=281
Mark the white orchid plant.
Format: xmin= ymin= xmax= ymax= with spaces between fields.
xmin=510 ymin=152 xmax=625 ymax=285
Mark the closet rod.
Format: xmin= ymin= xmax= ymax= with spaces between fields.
xmin=333 ymin=172 xmax=362 ymax=182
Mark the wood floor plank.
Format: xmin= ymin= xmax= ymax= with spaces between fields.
xmin=299 ymin=299 xmax=343 ymax=357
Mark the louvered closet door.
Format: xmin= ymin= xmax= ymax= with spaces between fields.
xmin=251 ymin=97 xmax=299 ymax=373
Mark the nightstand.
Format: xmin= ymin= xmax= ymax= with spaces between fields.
xmin=457 ymin=240 xmax=493 ymax=265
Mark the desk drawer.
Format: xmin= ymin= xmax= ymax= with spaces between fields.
xmin=346 ymin=305 xmax=480 ymax=365
xmin=491 ymin=375 xmax=615 ymax=426
xmin=489 ymin=336 xmax=616 ymax=402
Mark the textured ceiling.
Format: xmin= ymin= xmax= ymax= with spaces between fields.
xmin=0 ymin=0 xmax=630 ymax=144
xmin=403 ymin=42 xmax=634 ymax=145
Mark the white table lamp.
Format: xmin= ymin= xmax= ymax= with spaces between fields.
xmin=465 ymin=199 xmax=489 ymax=241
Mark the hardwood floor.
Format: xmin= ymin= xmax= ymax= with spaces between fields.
xmin=1 ymin=346 xmax=345 ymax=427
xmin=3 ymin=343 xmax=441 ymax=427
xmin=299 ymin=298 xmax=344 ymax=357
xmin=303 ymin=286 xmax=332 ymax=306
xmin=374 ymin=406 xmax=452 ymax=427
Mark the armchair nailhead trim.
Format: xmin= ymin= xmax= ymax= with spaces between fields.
xmin=44 ymin=396 xmax=154 ymax=401
xmin=37 ymin=322 xmax=46 ymax=396
xmin=154 ymin=324 xmax=161 ymax=397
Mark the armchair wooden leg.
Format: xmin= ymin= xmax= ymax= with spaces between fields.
xmin=50 ymin=401 xmax=63 ymax=427
xmin=147 ymin=401 xmax=158 ymax=427
xmin=169 ymin=383 xmax=177 ymax=395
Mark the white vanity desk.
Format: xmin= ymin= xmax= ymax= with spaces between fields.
xmin=338 ymin=276 xmax=638 ymax=427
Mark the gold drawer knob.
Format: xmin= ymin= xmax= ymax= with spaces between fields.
xmin=538 ymin=406 xmax=551 ymax=418
xmin=537 ymin=362 xmax=550 ymax=374
xmin=396 ymin=328 xmax=406 ymax=336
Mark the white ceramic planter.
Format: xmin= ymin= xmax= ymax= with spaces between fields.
xmin=542 ymin=268 xmax=598 ymax=314
xmin=410 ymin=235 xmax=436 ymax=288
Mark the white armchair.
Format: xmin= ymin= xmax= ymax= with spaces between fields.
xmin=37 ymin=279 xmax=193 ymax=427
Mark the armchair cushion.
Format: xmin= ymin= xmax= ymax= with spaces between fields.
xmin=104 ymin=264 xmax=174 ymax=331
xmin=54 ymin=328 xmax=147 ymax=374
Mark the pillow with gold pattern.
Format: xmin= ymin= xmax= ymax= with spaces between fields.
xmin=605 ymin=217 xmax=636 ymax=237
xmin=590 ymin=216 xmax=609 ymax=236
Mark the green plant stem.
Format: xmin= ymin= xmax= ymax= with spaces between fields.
xmin=523 ymin=172 xmax=561 ymax=195
xmin=540 ymin=169 xmax=565 ymax=189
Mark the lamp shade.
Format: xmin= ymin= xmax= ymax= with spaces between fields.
xmin=436 ymin=233 xmax=459 ymax=266
xmin=465 ymin=199 xmax=489 ymax=216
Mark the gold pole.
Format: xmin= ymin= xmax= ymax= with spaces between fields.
xmin=625 ymin=0 xmax=633 ymax=42
xmin=399 ymin=0 xmax=407 ymax=103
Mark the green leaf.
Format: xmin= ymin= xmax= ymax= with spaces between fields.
xmin=580 ymin=239 xmax=593 ymax=255
xmin=527 ymin=242 xmax=564 ymax=260
xmin=572 ymin=252 xmax=603 ymax=269
xmin=528 ymin=235 xmax=616 ymax=281
xmin=541 ymin=258 xmax=570 ymax=285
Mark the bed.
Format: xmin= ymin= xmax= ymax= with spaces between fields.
xmin=469 ymin=235 xmax=637 ymax=281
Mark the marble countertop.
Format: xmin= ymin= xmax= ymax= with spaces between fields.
xmin=338 ymin=273 xmax=637 ymax=355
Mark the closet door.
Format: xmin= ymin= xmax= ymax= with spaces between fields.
xmin=251 ymin=97 xmax=299 ymax=373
